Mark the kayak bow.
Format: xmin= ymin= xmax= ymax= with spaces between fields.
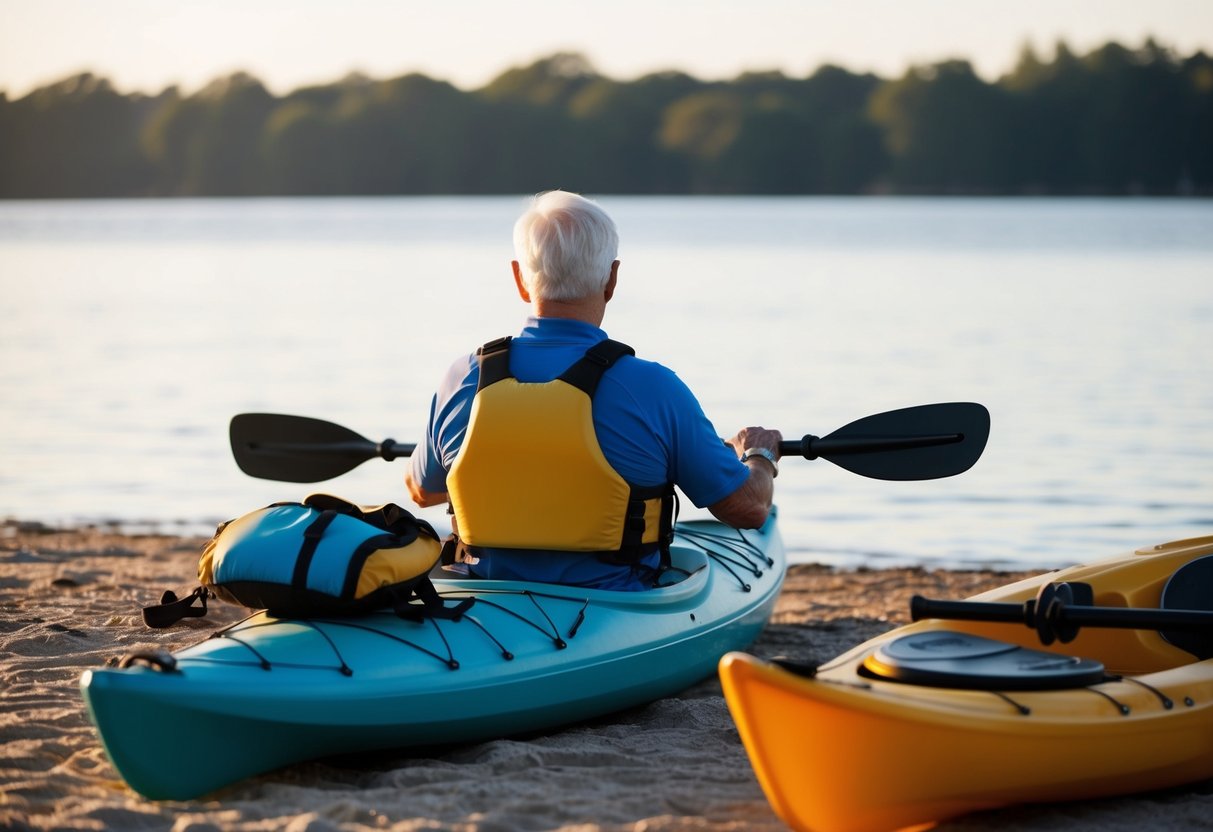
xmin=720 ymin=535 xmax=1213 ymax=832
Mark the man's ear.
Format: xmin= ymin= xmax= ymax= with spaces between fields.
xmin=512 ymin=261 xmax=531 ymax=302
xmin=604 ymin=260 xmax=619 ymax=302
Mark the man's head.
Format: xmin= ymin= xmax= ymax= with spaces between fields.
xmin=513 ymin=191 xmax=618 ymax=302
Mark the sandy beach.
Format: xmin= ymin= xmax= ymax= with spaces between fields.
xmin=2 ymin=520 xmax=1210 ymax=832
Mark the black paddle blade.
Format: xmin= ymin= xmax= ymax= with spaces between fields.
xmin=230 ymin=413 xmax=398 ymax=483
xmin=779 ymin=402 xmax=989 ymax=481
xmin=1159 ymin=555 xmax=1213 ymax=660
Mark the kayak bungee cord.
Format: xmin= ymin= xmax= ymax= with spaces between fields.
xmin=434 ymin=590 xmax=577 ymax=650
xmin=988 ymin=689 xmax=1031 ymax=716
xmin=178 ymin=613 xmax=460 ymax=672
xmin=450 ymin=611 xmax=515 ymax=660
xmin=174 ymin=590 xmax=591 ymax=675
xmin=674 ymin=525 xmax=771 ymax=591
xmin=1111 ymin=674 xmax=1178 ymax=709
xmin=1084 ymin=685 xmax=1132 ymax=716
xmin=302 ymin=617 xmax=461 ymax=670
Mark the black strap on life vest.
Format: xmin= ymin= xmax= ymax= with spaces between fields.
xmin=475 ymin=336 xmax=638 ymax=395
xmin=606 ymin=480 xmax=677 ymax=567
xmin=465 ymin=336 xmax=676 ymax=567
xmin=475 ymin=336 xmax=514 ymax=390
xmin=557 ymin=338 xmax=636 ymax=395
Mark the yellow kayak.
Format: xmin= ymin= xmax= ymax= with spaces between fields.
xmin=719 ymin=535 xmax=1213 ymax=832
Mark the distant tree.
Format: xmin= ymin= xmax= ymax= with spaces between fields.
xmin=480 ymin=52 xmax=600 ymax=108
xmin=870 ymin=60 xmax=1017 ymax=193
xmin=474 ymin=55 xmax=606 ymax=193
xmin=192 ymin=73 xmax=275 ymax=195
xmin=566 ymin=71 xmax=699 ymax=192
xmin=141 ymin=87 xmax=201 ymax=195
xmin=0 ymin=74 xmax=154 ymax=197
xmin=262 ymin=101 xmax=343 ymax=194
xmin=1181 ymin=51 xmax=1213 ymax=189
xmin=999 ymin=42 xmax=1083 ymax=192
xmin=658 ymin=89 xmax=745 ymax=163
xmin=1001 ymin=39 xmax=1207 ymax=193
xmin=143 ymin=73 xmax=274 ymax=195
xmin=716 ymin=100 xmax=817 ymax=193
xmin=333 ymin=73 xmax=486 ymax=194
xmin=794 ymin=65 xmax=888 ymax=193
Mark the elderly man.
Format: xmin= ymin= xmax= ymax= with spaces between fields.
xmin=406 ymin=190 xmax=780 ymax=590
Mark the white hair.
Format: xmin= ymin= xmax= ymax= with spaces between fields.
xmin=512 ymin=191 xmax=618 ymax=302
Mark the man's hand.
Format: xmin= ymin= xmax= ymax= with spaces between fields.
xmin=405 ymin=470 xmax=449 ymax=508
xmin=710 ymin=426 xmax=783 ymax=529
xmin=724 ymin=426 xmax=783 ymax=461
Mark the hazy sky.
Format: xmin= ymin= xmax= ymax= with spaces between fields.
xmin=2 ymin=0 xmax=1211 ymax=97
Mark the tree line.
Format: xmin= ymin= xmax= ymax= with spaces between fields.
xmin=1 ymin=39 xmax=1210 ymax=198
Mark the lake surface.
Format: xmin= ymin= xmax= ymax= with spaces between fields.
xmin=2 ymin=196 xmax=1210 ymax=570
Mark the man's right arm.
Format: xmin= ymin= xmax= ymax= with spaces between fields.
xmin=709 ymin=427 xmax=782 ymax=529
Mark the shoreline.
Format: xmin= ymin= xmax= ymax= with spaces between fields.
xmin=2 ymin=525 xmax=1210 ymax=831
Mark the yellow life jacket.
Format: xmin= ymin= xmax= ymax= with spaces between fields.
xmin=447 ymin=337 xmax=675 ymax=564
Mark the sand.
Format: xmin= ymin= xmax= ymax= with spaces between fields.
xmin=2 ymin=520 xmax=1210 ymax=832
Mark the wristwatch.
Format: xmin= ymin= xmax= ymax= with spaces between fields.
xmin=740 ymin=447 xmax=779 ymax=477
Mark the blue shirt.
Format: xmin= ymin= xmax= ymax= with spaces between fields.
xmin=412 ymin=317 xmax=748 ymax=589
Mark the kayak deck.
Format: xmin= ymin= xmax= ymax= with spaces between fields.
xmin=719 ymin=535 xmax=1213 ymax=832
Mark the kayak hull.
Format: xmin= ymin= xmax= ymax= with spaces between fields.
xmin=719 ymin=535 xmax=1213 ymax=832
xmin=82 ymin=514 xmax=784 ymax=799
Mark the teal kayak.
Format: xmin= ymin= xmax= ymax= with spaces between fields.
xmin=80 ymin=512 xmax=784 ymax=799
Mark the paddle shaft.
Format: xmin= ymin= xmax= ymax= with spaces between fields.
xmin=248 ymin=439 xmax=415 ymax=460
xmin=911 ymin=596 xmax=1213 ymax=634
xmin=251 ymin=434 xmax=955 ymax=461
xmin=780 ymin=432 xmax=962 ymax=459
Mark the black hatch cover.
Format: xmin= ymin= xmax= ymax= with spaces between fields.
xmin=862 ymin=631 xmax=1105 ymax=690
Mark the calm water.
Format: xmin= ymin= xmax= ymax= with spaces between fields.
xmin=2 ymin=196 xmax=1211 ymax=570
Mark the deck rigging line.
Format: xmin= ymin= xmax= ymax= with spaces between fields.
xmin=1108 ymin=674 xmax=1175 ymax=710
xmin=676 ymin=525 xmax=770 ymax=591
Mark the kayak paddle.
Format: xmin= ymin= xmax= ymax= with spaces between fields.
xmin=230 ymin=402 xmax=989 ymax=484
xmin=912 ymin=577 xmax=1213 ymax=658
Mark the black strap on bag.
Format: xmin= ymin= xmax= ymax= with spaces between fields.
xmin=142 ymin=587 xmax=210 ymax=629
xmin=395 ymin=579 xmax=475 ymax=622
xmin=292 ymin=509 xmax=340 ymax=608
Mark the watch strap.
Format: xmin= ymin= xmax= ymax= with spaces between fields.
xmin=740 ymin=446 xmax=779 ymax=477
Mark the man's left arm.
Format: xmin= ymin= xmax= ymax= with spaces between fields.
xmin=405 ymin=467 xmax=449 ymax=507
xmin=406 ymin=356 xmax=478 ymax=509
